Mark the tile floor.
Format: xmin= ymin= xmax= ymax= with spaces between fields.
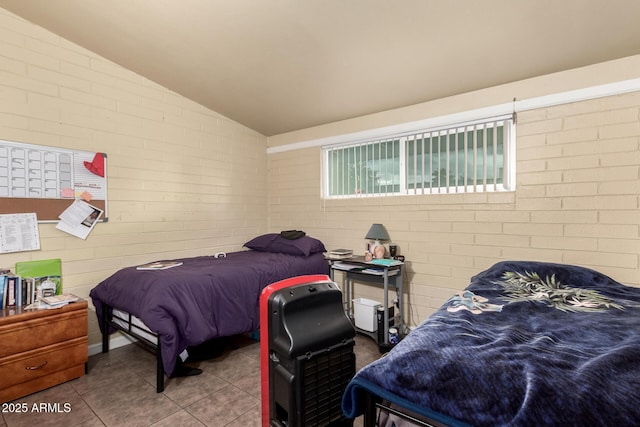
xmin=1 ymin=334 xmax=381 ymax=427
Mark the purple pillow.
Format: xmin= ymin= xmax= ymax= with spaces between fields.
xmin=244 ymin=233 xmax=326 ymax=256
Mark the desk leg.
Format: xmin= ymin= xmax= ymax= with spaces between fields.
xmin=382 ymin=270 xmax=389 ymax=345
xmin=344 ymin=274 xmax=351 ymax=320
xmin=396 ymin=269 xmax=404 ymax=335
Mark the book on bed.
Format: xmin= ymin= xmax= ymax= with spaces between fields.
xmin=136 ymin=261 xmax=183 ymax=270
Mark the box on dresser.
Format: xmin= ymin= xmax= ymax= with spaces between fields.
xmin=0 ymin=298 xmax=88 ymax=403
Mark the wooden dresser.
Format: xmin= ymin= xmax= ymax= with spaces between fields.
xmin=0 ymin=299 xmax=88 ymax=403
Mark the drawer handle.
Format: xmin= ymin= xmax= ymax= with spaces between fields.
xmin=25 ymin=361 xmax=48 ymax=370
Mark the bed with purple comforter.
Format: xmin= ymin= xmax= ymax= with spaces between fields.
xmin=342 ymin=260 xmax=640 ymax=426
xmin=91 ymin=245 xmax=329 ymax=378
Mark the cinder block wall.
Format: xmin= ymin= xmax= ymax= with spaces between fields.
xmin=2 ymin=6 xmax=639 ymax=341
xmin=0 ymin=9 xmax=268 ymax=347
xmin=268 ymin=91 xmax=640 ymax=325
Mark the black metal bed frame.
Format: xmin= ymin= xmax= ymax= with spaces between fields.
xmin=363 ymin=393 xmax=451 ymax=427
xmin=100 ymin=304 xmax=166 ymax=392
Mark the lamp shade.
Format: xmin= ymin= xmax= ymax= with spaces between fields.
xmin=365 ymin=223 xmax=390 ymax=241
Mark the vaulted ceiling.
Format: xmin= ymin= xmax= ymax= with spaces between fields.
xmin=2 ymin=0 xmax=640 ymax=136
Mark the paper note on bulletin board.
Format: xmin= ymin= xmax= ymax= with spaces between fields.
xmin=0 ymin=139 xmax=107 ymax=222
xmin=0 ymin=213 xmax=40 ymax=253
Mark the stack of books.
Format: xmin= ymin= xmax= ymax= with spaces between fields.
xmin=328 ymin=248 xmax=353 ymax=259
xmin=40 ymin=293 xmax=79 ymax=309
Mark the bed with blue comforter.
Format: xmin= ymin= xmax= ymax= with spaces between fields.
xmin=342 ymin=261 xmax=640 ymax=426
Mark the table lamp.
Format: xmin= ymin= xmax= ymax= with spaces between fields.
xmin=365 ymin=223 xmax=390 ymax=259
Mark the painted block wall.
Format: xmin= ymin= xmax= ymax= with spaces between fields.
xmin=0 ymin=9 xmax=268 ymax=347
xmin=268 ymin=92 xmax=640 ymax=325
xmin=2 ymin=5 xmax=639 ymax=346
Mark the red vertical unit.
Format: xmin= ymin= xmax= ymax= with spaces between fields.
xmin=260 ymin=275 xmax=355 ymax=427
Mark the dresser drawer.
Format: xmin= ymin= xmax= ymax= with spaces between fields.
xmin=0 ymin=336 xmax=88 ymax=386
xmin=0 ymin=301 xmax=88 ymax=358
xmin=0 ymin=365 xmax=86 ymax=404
xmin=0 ymin=298 xmax=88 ymax=403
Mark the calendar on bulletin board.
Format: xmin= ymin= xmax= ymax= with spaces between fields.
xmin=0 ymin=139 xmax=107 ymax=222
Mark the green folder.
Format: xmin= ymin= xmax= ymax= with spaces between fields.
xmin=370 ymin=258 xmax=401 ymax=267
xmin=15 ymin=258 xmax=62 ymax=296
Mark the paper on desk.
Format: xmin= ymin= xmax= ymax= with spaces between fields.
xmin=361 ymin=268 xmax=386 ymax=275
xmin=331 ymin=262 xmax=364 ymax=271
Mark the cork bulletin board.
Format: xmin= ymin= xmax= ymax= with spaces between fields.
xmin=0 ymin=140 xmax=107 ymax=222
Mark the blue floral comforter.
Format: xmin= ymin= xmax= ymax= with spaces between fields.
xmin=343 ymin=261 xmax=640 ymax=426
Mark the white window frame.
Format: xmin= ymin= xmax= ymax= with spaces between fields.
xmin=322 ymin=114 xmax=515 ymax=199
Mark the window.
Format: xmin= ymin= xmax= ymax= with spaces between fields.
xmin=323 ymin=115 xmax=515 ymax=198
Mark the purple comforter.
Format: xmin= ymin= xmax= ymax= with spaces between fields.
xmin=90 ymin=250 xmax=329 ymax=375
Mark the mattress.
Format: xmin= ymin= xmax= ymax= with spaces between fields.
xmin=111 ymin=308 xmax=158 ymax=345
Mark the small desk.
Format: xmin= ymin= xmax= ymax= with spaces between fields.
xmin=329 ymin=256 xmax=404 ymax=348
